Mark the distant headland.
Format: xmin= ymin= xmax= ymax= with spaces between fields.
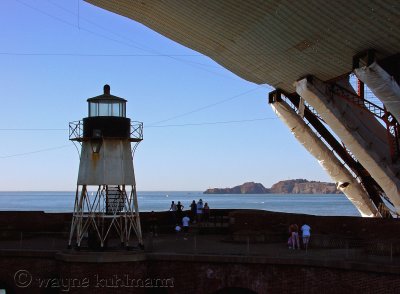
xmin=203 ymin=179 xmax=342 ymax=194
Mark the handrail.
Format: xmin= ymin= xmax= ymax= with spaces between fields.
xmin=68 ymin=120 xmax=143 ymax=142
xmin=130 ymin=121 xmax=144 ymax=141
xmin=69 ymin=121 xmax=83 ymax=141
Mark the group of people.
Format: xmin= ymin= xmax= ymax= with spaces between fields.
xmin=189 ymin=199 xmax=210 ymax=223
xmin=288 ymin=223 xmax=311 ymax=250
xmin=169 ymin=199 xmax=211 ymax=238
xmin=169 ymin=199 xmax=210 ymax=224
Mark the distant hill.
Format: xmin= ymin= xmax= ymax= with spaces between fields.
xmin=204 ymin=179 xmax=341 ymax=194
xmin=269 ymin=179 xmax=341 ymax=194
xmin=204 ymin=182 xmax=268 ymax=194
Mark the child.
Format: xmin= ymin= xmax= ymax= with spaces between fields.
xmin=175 ymin=224 xmax=181 ymax=238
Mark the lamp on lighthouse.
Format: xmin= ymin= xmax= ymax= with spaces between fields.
xmin=90 ymin=129 xmax=102 ymax=153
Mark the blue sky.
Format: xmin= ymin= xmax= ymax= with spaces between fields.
xmin=0 ymin=0 xmax=331 ymax=191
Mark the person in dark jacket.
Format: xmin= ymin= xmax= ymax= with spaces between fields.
xmin=190 ymin=200 xmax=197 ymax=223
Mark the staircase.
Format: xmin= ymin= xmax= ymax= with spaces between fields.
xmin=106 ymin=186 xmax=124 ymax=214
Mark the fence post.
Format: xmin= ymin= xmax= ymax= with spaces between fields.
xmin=307 ymin=234 xmax=311 ymax=253
xmin=345 ymin=240 xmax=349 ymax=259
xmin=194 ymin=234 xmax=197 ymax=254
xmin=147 ymin=233 xmax=154 ymax=252
xmin=246 ymin=236 xmax=250 ymax=255
xmin=19 ymin=232 xmax=23 ymax=249
xmin=390 ymin=243 xmax=393 ymax=263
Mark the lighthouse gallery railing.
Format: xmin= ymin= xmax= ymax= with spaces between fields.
xmin=69 ymin=120 xmax=143 ymax=142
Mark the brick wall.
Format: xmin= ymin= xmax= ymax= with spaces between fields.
xmin=1 ymin=253 xmax=400 ymax=293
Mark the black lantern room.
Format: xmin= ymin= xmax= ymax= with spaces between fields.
xmin=83 ymin=85 xmax=131 ymax=139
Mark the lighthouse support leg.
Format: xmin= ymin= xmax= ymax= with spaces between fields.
xmin=132 ymin=187 xmax=143 ymax=246
xmin=68 ymin=185 xmax=87 ymax=248
xmin=68 ymin=186 xmax=79 ymax=248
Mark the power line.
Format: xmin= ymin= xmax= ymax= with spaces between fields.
xmin=146 ymin=117 xmax=277 ymax=128
xmin=0 ymin=85 xmax=270 ymax=130
xmin=0 ymin=144 xmax=71 ymax=159
xmin=0 ymin=118 xmax=276 ymax=156
xmin=77 ymin=0 xmax=80 ymax=29
xmin=16 ymin=0 xmax=228 ymax=77
xmin=46 ymin=0 xmax=157 ymax=52
xmin=14 ymin=0 xmax=156 ymax=54
xmin=148 ymin=86 xmax=267 ymax=126
xmin=0 ymin=52 xmax=200 ymax=57
xmin=45 ymin=0 xmax=223 ymax=69
xmin=0 ymin=128 xmax=67 ymax=131
xmin=0 ymin=117 xmax=276 ymax=132
xmin=0 ymin=117 xmax=275 ymax=158
xmin=15 ymin=0 xmax=76 ymax=29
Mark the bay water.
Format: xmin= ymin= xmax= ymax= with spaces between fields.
xmin=0 ymin=191 xmax=360 ymax=217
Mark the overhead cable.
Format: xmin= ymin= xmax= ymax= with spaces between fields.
xmin=0 ymin=144 xmax=71 ymax=159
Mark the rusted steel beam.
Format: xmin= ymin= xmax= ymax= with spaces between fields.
xmin=357 ymin=79 xmax=365 ymax=100
xmin=269 ymin=88 xmax=386 ymax=211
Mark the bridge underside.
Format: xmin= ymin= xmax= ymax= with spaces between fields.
xmin=85 ymin=0 xmax=400 ymax=217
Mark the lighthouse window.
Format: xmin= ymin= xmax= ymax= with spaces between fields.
xmin=111 ymin=103 xmax=120 ymax=116
xmin=89 ymin=102 xmax=98 ymax=117
xmin=98 ymin=103 xmax=110 ymax=116
xmin=88 ymin=101 xmax=126 ymax=117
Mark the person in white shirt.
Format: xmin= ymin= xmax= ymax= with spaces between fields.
xmin=182 ymin=215 xmax=190 ymax=240
xmin=169 ymin=201 xmax=177 ymax=212
xmin=182 ymin=215 xmax=190 ymax=233
xmin=301 ymin=224 xmax=311 ymax=250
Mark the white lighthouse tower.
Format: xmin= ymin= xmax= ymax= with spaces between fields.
xmin=68 ymin=85 xmax=143 ymax=249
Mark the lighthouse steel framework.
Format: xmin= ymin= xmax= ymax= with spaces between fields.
xmin=68 ymin=85 xmax=143 ymax=248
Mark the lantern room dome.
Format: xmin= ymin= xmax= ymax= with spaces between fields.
xmin=87 ymin=85 xmax=127 ymax=117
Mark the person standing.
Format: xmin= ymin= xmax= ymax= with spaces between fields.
xmin=203 ymin=202 xmax=210 ymax=223
xmin=176 ymin=201 xmax=184 ymax=223
xmin=190 ymin=200 xmax=197 ymax=223
xmin=196 ymin=199 xmax=204 ymax=223
xmin=301 ymin=223 xmax=311 ymax=250
xmin=182 ymin=214 xmax=191 ymax=239
xmin=289 ymin=223 xmax=300 ymax=250
xmin=169 ymin=201 xmax=177 ymax=223
xmin=169 ymin=201 xmax=177 ymax=212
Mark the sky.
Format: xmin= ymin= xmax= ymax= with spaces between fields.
xmin=0 ymin=0 xmax=332 ymax=191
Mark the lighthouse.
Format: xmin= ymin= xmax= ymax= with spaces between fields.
xmin=68 ymin=85 xmax=143 ymax=249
